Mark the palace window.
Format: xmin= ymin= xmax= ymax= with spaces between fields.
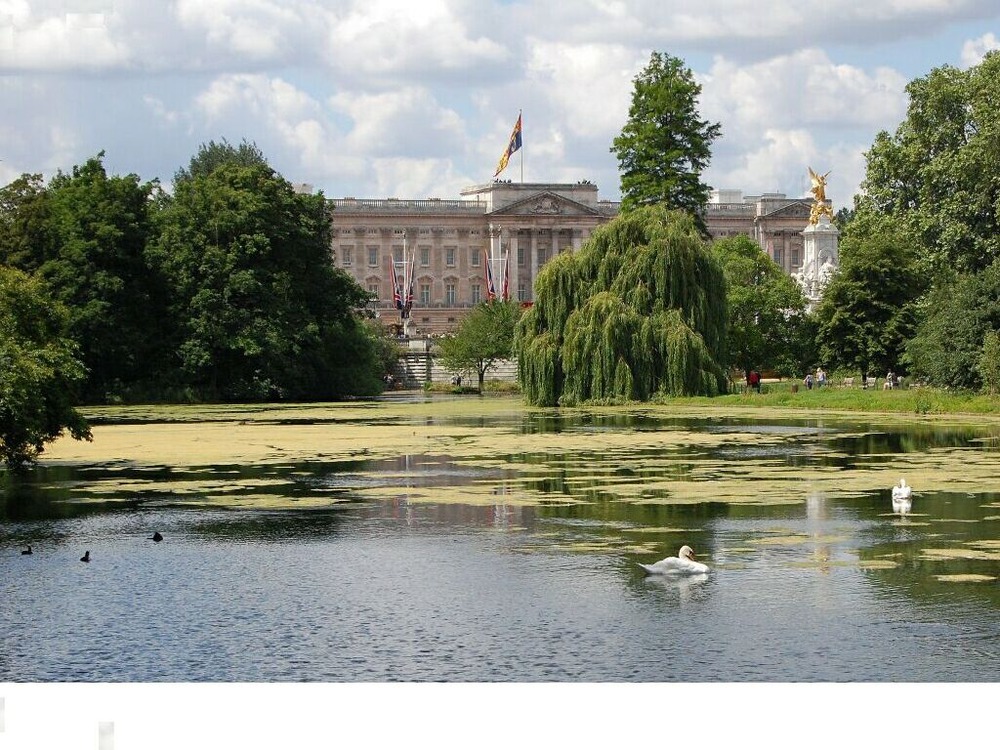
xmin=340 ymin=246 xmax=353 ymax=266
xmin=420 ymin=284 xmax=431 ymax=304
xmin=517 ymin=246 xmax=525 ymax=267
xmin=367 ymin=246 xmax=378 ymax=266
xmin=517 ymin=283 xmax=527 ymax=302
xmin=420 ymin=247 xmax=430 ymax=267
xmin=393 ymin=246 xmax=403 ymax=263
xmin=445 ymin=283 xmax=456 ymax=304
xmin=472 ymin=284 xmax=481 ymax=304
xmin=446 ymin=247 xmax=456 ymax=267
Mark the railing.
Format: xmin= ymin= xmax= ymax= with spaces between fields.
xmin=705 ymin=203 xmax=756 ymax=215
xmin=330 ymin=198 xmax=488 ymax=213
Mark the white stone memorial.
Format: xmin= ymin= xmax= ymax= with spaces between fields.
xmin=794 ymin=167 xmax=839 ymax=309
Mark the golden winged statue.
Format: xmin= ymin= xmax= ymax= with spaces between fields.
xmin=808 ymin=167 xmax=834 ymax=224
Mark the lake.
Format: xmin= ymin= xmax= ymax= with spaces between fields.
xmin=2 ymin=396 xmax=999 ymax=683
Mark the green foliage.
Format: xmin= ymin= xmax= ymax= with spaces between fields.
xmin=365 ymin=319 xmax=405 ymax=380
xmin=0 ymin=174 xmax=60 ymax=272
xmin=151 ymin=155 xmax=380 ymax=400
xmin=611 ymin=51 xmax=721 ymax=233
xmin=0 ymin=155 xmax=166 ymax=402
xmin=438 ymin=300 xmax=522 ymax=390
xmin=854 ymin=51 xmax=1000 ymax=275
xmin=0 ymin=266 xmax=91 ymax=472
xmin=175 ymin=138 xmax=269 ymax=183
xmin=815 ymin=228 xmax=926 ymax=381
xmin=515 ymin=206 xmax=727 ymax=405
xmin=712 ymin=234 xmax=809 ymax=378
xmin=673 ymin=380 xmax=1000 ymax=415
xmin=906 ymin=260 xmax=1000 ymax=390
xmin=977 ymin=330 xmax=1000 ymax=395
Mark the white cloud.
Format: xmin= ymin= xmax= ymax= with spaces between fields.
xmin=329 ymin=87 xmax=465 ymax=159
xmin=323 ymin=0 xmax=507 ymax=79
xmin=523 ymin=41 xmax=637 ymax=139
xmin=961 ymin=32 xmax=1000 ymax=67
xmin=1 ymin=0 xmax=999 ymax=205
xmin=0 ymin=4 xmax=128 ymax=70
xmin=370 ymin=157 xmax=471 ymax=199
xmin=699 ymin=49 xmax=906 ymax=199
xmin=703 ymin=49 xmax=907 ymax=133
xmin=173 ymin=0 xmax=320 ymax=62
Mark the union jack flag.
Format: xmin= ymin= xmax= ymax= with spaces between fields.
xmin=484 ymin=248 xmax=497 ymax=301
xmin=390 ymin=257 xmax=402 ymax=310
xmin=501 ymin=251 xmax=510 ymax=301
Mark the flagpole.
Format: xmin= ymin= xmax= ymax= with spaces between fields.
xmin=519 ymin=110 xmax=523 ymax=183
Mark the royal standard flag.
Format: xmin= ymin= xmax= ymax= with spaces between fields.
xmin=494 ymin=113 xmax=522 ymax=177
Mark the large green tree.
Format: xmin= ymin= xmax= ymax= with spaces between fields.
xmin=438 ymin=300 xmax=522 ymax=390
xmin=0 ymin=266 xmax=91 ymax=472
xmin=611 ymin=51 xmax=721 ymax=233
xmin=0 ymin=157 xmax=165 ymax=401
xmin=905 ymin=259 xmax=1000 ymax=390
xmin=0 ymin=174 xmax=60 ymax=273
xmin=854 ymin=51 xmax=1000 ymax=275
xmin=814 ymin=229 xmax=926 ymax=382
xmin=712 ymin=234 xmax=809 ymax=380
xmin=151 ymin=150 xmax=382 ymax=400
xmin=515 ymin=206 xmax=727 ymax=406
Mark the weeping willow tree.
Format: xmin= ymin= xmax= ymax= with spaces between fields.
xmin=514 ymin=206 xmax=727 ymax=405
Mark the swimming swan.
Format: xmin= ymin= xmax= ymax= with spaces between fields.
xmin=639 ymin=545 xmax=710 ymax=575
xmin=21 ymin=545 xmax=32 ymax=555
xmin=80 ymin=551 xmax=91 ymax=563
xmin=891 ymin=478 xmax=912 ymax=502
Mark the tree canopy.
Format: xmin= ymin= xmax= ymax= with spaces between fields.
xmin=905 ymin=258 xmax=1000 ymax=390
xmin=438 ymin=300 xmax=522 ymax=390
xmin=0 ymin=144 xmax=387 ymax=405
xmin=611 ymin=51 xmax=721 ymax=232
xmin=0 ymin=155 xmax=165 ymax=401
xmin=854 ymin=51 xmax=1000 ymax=276
xmin=712 ymin=234 xmax=810 ymax=379
xmin=0 ymin=266 xmax=91 ymax=472
xmin=515 ymin=206 xmax=727 ymax=406
xmin=151 ymin=157 xmax=382 ymax=401
xmin=814 ymin=229 xmax=926 ymax=381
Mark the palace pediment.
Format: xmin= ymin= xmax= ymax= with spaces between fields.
xmin=759 ymin=200 xmax=815 ymax=220
xmin=488 ymin=191 xmax=601 ymax=218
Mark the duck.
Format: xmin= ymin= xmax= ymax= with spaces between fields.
xmin=149 ymin=532 xmax=163 ymax=542
xmin=891 ymin=478 xmax=912 ymax=502
xmin=639 ymin=545 xmax=710 ymax=576
xmin=21 ymin=545 xmax=32 ymax=555
xmin=80 ymin=551 xmax=91 ymax=563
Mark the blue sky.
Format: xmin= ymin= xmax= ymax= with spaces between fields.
xmin=2 ymin=1 xmax=999 ymax=211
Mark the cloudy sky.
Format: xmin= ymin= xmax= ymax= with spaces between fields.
xmin=2 ymin=1 xmax=999 ymax=209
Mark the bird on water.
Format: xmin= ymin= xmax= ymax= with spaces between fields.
xmin=21 ymin=545 xmax=32 ymax=555
xmin=149 ymin=532 xmax=163 ymax=542
xmin=639 ymin=545 xmax=710 ymax=576
xmin=80 ymin=551 xmax=91 ymax=563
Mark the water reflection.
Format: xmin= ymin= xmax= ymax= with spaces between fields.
xmin=3 ymin=405 xmax=1000 ymax=681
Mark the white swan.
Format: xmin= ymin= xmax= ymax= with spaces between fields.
xmin=891 ymin=478 xmax=912 ymax=502
xmin=639 ymin=545 xmax=709 ymax=576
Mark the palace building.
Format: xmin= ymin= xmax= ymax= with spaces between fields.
xmin=328 ymin=181 xmax=817 ymax=335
